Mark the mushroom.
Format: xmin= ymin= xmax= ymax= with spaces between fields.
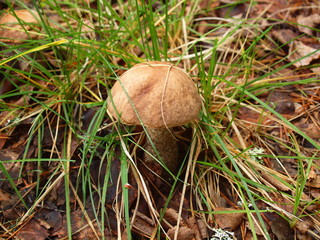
xmin=107 ymin=61 xmax=201 ymax=181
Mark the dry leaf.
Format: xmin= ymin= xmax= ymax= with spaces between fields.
xmin=51 ymin=210 xmax=101 ymax=239
xmin=164 ymin=208 xmax=183 ymax=226
xmin=185 ymin=216 xmax=207 ymax=240
xmin=295 ymin=217 xmax=314 ymax=234
xmin=272 ymin=29 xmax=299 ymax=45
xmin=310 ymin=188 xmax=320 ymax=199
xmin=297 ymin=14 xmax=320 ymax=35
xmin=306 ymin=175 xmax=320 ymax=188
xmin=238 ymin=106 xmax=274 ymax=126
xmin=270 ymin=217 xmax=294 ymax=240
xmin=131 ymin=211 xmax=155 ymax=238
xmin=271 ymin=29 xmax=320 ymax=67
xmin=15 ymin=219 xmax=49 ymax=240
xmin=294 ymin=120 xmax=320 ymax=139
xmin=167 ymin=226 xmax=195 ymax=240
xmin=214 ymin=207 xmax=245 ymax=231
xmin=289 ymin=41 xmax=320 ymax=67
xmin=0 ymin=10 xmax=40 ymax=43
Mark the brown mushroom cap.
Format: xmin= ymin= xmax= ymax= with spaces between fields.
xmin=0 ymin=10 xmax=39 ymax=43
xmin=107 ymin=61 xmax=201 ymax=128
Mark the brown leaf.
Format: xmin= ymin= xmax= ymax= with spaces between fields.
xmin=15 ymin=219 xmax=49 ymax=240
xmin=0 ymin=149 xmax=21 ymax=184
xmin=0 ymin=10 xmax=40 ymax=44
xmin=297 ymin=14 xmax=320 ymax=35
xmin=269 ymin=192 xmax=294 ymax=214
xmin=186 ymin=216 xmax=208 ymax=240
xmin=0 ymin=189 xmax=11 ymax=202
xmin=294 ymin=119 xmax=320 ymax=139
xmin=0 ymin=189 xmax=19 ymax=209
xmin=295 ymin=217 xmax=314 ymax=234
xmin=238 ymin=107 xmax=274 ymax=126
xmin=131 ymin=211 xmax=155 ymax=238
xmin=214 ymin=207 xmax=245 ymax=231
xmin=167 ymin=226 xmax=195 ymax=240
xmin=51 ymin=210 xmax=100 ymax=239
xmin=164 ymin=208 xmax=184 ymax=226
xmin=306 ymin=175 xmax=320 ymax=188
xmin=289 ymin=41 xmax=320 ymax=67
xmin=270 ymin=217 xmax=294 ymax=240
xmin=272 ymin=29 xmax=299 ymax=45
xmin=310 ymin=188 xmax=320 ymax=199
xmin=272 ymin=29 xmax=320 ymax=67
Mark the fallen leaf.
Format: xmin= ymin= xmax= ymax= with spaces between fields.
xmin=15 ymin=219 xmax=49 ymax=240
xmin=272 ymin=29 xmax=299 ymax=45
xmin=310 ymin=188 xmax=320 ymax=199
xmin=238 ymin=106 xmax=274 ymax=127
xmin=294 ymin=119 xmax=320 ymax=139
xmin=0 ymin=149 xmax=21 ymax=185
xmin=306 ymin=175 xmax=320 ymax=188
xmin=295 ymin=217 xmax=314 ymax=234
xmin=51 ymin=210 xmax=101 ymax=239
xmin=167 ymin=226 xmax=195 ymax=240
xmin=0 ymin=10 xmax=40 ymax=44
xmin=269 ymin=192 xmax=294 ymax=214
xmin=297 ymin=14 xmax=320 ymax=35
xmin=186 ymin=216 xmax=208 ymax=240
xmin=131 ymin=211 xmax=155 ymax=238
xmin=0 ymin=189 xmax=19 ymax=209
xmin=214 ymin=207 xmax=245 ymax=231
xmin=289 ymin=41 xmax=320 ymax=67
xmin=164 ymin=208 xmax=185 ymax=226
xmin=270 ymin=217 xmax=294 ymax=240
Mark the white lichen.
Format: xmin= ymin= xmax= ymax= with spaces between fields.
xmin=247 ymin=147 xmax=265 ymax=163
xmin=210 ymin=228 xmax=235 ymax=240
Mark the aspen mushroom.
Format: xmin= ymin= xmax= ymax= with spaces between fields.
xmin=107 ymin=61 xmax=201 ymax=180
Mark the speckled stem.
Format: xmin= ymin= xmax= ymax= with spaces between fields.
xmin=143 ymin=127 xmax=179 ymax=178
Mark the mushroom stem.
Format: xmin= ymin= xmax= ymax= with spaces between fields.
xmin=143 ymin=127 xmax=179 ymax=179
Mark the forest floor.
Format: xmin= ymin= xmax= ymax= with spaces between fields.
xmin=0 ymin=0 xmax=320 ymax=239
